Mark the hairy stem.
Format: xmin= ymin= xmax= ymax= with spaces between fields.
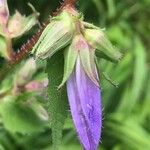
xmin=63 ymin=0 xmax=77 ymax=6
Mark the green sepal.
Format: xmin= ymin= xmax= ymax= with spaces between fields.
xmin=95 ymin=47 xmax=122 ymax=63
xmin=58 ymin=43 xmax=78 ymax=89
xmin=46 ymin=51 xmax=68 ymax=150
xmin=78 ymin=35 xmax=99 ymax=87
xmin=82 ymin=21 xmax=99 ymax=30
xmin=0 ymin=35 xmax=8 ymax=59
xmin=84 ymin=28 xmax=122 ymax=63
xmin=32 ymin=20 xmax=56 ymax=53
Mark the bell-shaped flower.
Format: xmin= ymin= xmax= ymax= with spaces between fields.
xmin=60 ymin=34 xmax=102 ymax=150
xmin=67 ymin=57 xmax=102 ymax=150
xmin=31 ymin=5 xmax=122 ymax=150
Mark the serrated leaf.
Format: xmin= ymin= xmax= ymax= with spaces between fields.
xmin=46 ymin=51 xmax=68 ymax=150
xmin=0 ymin=97 xmax=46 ymax=134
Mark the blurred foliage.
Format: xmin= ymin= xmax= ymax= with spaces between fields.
xmin=0 ymin=0 xmax=150 ymax=150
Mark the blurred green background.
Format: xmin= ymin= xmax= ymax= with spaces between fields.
xmin=0 ymin=0 xmax=150 ymax=150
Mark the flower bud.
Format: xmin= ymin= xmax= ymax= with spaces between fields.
xmin=32 ymin=11 xmax=76 ymax=59
xmin=84 ymin=28 xmax=122 ymax=63
xmin=0 ymin=0 xmax=9 ymax=26
xmin=8 ymin=10 xmax=38 ymax=38
xmin=25 ymin=79 xmax=48 ymax=92
xmin=14 ymin=58 xmax=37 ymax=87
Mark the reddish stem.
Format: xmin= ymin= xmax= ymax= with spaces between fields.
xmin=9 ymin=22 xmax=48 ymax=65
xmin=63 ymin=0 xmax=77 ymax=6
xmin=53 ymin=0 xmax=77 ymax=16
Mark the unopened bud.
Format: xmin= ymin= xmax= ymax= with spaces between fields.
xmin=25 ymin=79 xmax=48 ymax=92
xmin=0 ymin=0 xmax=9 ymax=26
xmin=15 ymin=58 xmax=37 ymax=87
xmin=32 ymin=11 xmax=76 ymax=59
xmin=8 ymin=10 xmax=38 ymax=38
xmin=84 ymin=28 xmax=122 ymax=63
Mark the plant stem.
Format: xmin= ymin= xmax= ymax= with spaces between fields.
xmin=63 ymin=0 xmax=77 ymax=6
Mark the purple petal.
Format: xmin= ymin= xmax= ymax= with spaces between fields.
xmin=67 ymin=58 xmax=102 ymax=150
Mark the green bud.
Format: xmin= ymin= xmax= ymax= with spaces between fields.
xmin=32 ymin=11 xmax=76 ymax=59
xmin=84 ymin=28 xmax=122 ymax=63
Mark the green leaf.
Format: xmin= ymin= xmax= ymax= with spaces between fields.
xmin=117 ymin=85 xmax=131 ymax=113
xmin=106 ymin=114 xmax=150 ymax=150
xmin=139 ymin=73 xmax=150 ymax=121
xmin=0 ymin=96 xmax=46 ymax=134
xmin=130 ymin=37 xmax=147 ymax=112
xmin=106 ymin=0 xmax=116 ymax=19
xmin=46 ymin=51 xmax=68 ymax=150
xmin=0 ymin=144 xmax=5 ymax=150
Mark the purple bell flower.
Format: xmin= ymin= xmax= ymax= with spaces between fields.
xmin=31 ymin=5 xmax=121 ymax=149
xmin=67 ymin=56 xmax=102 ymax=150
